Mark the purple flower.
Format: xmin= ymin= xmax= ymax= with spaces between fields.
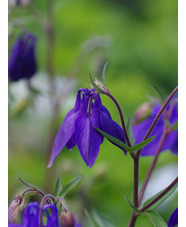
xmin=9 ymin=202 xmax=40 ymax=227
xmin=48 ymin=88 xmax=125 ymax=168
xmin=132 ymin=96 xmax=178 ymax=156
xmin=42 ymin=204 xmax=60 ymax=227
xmin=8 ymin=202 xmax=81 ymax=227
xmin=8 ymin=32 xmax=37 ymax=82
xmin=168 ymin=207 xmax=178 ymax=227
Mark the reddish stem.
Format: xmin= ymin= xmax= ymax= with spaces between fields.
xmin=136 ymin=86 xmax=178 ymax=156
xmin=102 ymin=91 xmax=131 ymax=147
xmin=140 ymin=177 xmax=178 ymax=212
xmin=138 ymin=129 xmax=169 ymax=205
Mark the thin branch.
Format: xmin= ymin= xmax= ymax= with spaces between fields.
xmin=127 ymin=157 xmax=140 ymax=227
xmin=102 ymin=92 xmax=132 ymax=147
xmin=138 ymin=130 xmax=169 ymax=205
xmin=140 ymin=177 xmax=178 ymax=212
xmin=136 ymin=86 xmax=178 ymax=156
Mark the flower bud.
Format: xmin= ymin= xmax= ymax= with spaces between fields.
xmin=8 ymin=196 xmax=25 ymax=224
xmin=60 ymin=210 xmax=76 ymax=227
xmin=94 ymin=77 xmax=108 ymax=93
xmin=133 ymin=102 xmax=153 ymax=125
xmin=8 ymin=32 xmax=37 ymax=82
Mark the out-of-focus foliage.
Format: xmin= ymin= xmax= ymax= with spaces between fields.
xmin=8 ymin=0 xmax=177 ymax=226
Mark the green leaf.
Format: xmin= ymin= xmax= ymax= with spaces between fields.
xmin=126 ymin=118 xmax=134 ymax=146
xmin=95 ymin=127 xmax=131 ymax=151
xmin=53 ymin=177 xmax=63 ymax=197
xmin=144 ymin=210 xmax=167 ymax=227
xmin=92 ymin=209 xmax=114 ymax=227
xmin=124 ymin=195 xmax=142 ymax=214
xmin=85 ymin=209 xmax=114 ymax=227
xmin=85 ymin=209 xmax=99 ymax=227
xmin=90 ymin=73 xmax=101 ymax=93
xmin=129 ymin=136 xmax=155 ymax=152
xmin=95 ymin=127 xmax=155 ymax=153
xmin=59 ymin=175 xmax=83 ymax=197
xmin=142 ymin=182 xmax=178 ymax=210
xmin=102 ymin=62 xmax=109 ymax=87
xmin=163 ymin=119 xmax=178 ymax=131
xmin=149 ymin=84 xmax=164 ymax=106
xmin=172 ymin=121 xmax=178 ymax=130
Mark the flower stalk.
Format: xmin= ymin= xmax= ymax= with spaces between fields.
xmin=101 ymin=91 xmax=132 ymax=147
xmin=138 ymin=129 xmax=169 ymax=205
xmin=140 ymin=177 xmax=178 ymax=212
xmin=39 ymin=194 xmax=56 ymax=227
xmin=136 ymin=86 xmax=178 ymax=157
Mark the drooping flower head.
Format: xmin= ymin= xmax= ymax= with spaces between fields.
xmin=48 ymin=88 xmax=126 ymax=168
xmin=8 ymin=202 xmax=82 ymax=227
xmin=132 ymin=95 xmax=178 ymax=156
xmin=8 ymin=32 xmax=37 ymax=82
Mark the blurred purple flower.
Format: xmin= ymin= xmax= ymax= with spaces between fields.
xmin=8 ymin=32 xmax=37 ymax=82
xmin=168 ymin=207 xmax=178 ymax=227
xmin=75 ymin=223 xmax=82 ymax=227
xmin=48 ymin=88 xmax=125 ymax=168
xmin=9 ymin=0 xmax=33 ymax=7
xmin=132 ymin=95 xmax=178 ymax=156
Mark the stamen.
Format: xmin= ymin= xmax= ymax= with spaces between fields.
xmin=87 ymin=96 xmax=94 ymax=116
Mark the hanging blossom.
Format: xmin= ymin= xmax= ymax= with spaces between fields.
xmin=132 ymin=95 xmax=178 ymax=156
xmin=8 ymin=32 xmax=37 ymax=82
xmin=168 ymin=207 xmax=178 ymax=227
xmin=48 ymin=88 xmax=126 ymax=168
xmin=8 ymin=202 xmax=82 ymax=227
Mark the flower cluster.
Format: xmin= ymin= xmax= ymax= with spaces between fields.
xmin=8 ymin=201 xmax=81 ymax=227
xmin=48 ymin=88 xmax=126 ymax=168
xmin=8 ymin=32 xmax=37 ymax=82
xmin=132 ymin=95 xmax=178 ymax=156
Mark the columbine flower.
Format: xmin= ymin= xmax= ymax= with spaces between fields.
xmin=8 ymin=202 xmax=82 ymax=227
xmin=132 ymin=95 xmax=178 ymax=156
xmin=9 ymin=202 xmax=40 ymax=227
xmin=168 ymin=207 xmax=178 ymax=227
xmin=8 ymin=32 xmax=37 ymax=82
xmin=48 ymin=88 xmax=125 ymax=168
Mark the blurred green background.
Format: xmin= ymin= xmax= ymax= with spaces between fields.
xmin=8 ymin=0 xmax=178 ymax=226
